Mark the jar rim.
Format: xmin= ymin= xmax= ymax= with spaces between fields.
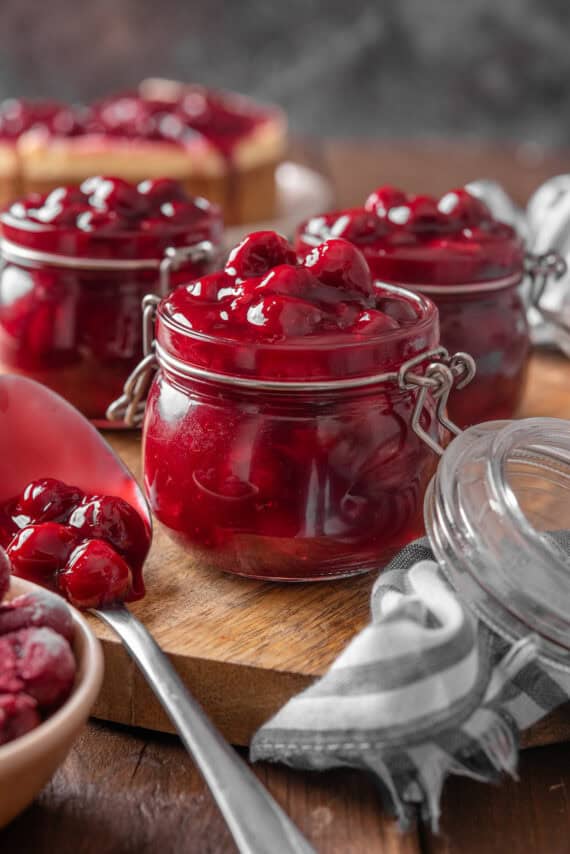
xmin=375 ymin=271 xmax=523 ymax=296
xmin=156 ymin=280 xmax=438 ymax=352
xmin=426 ymin=417 xmax=570 ymax=665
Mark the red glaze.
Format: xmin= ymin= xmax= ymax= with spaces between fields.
xmin=143 ymin=231 xmax=442 ymax=580
xmin=1 ymin=477 xmax=149 ymax=605
xmin=0 ymin=88 xmax=273 ymax=161
xmin=60 ymin=540 xmax=132 ymax=609
xmin=0 ymin=549 xmax=9 ymax=601
xmin=0 ymin=177 xmax=222 ymax=422
xmin=296 ymin=187 xmax=529 ymax=428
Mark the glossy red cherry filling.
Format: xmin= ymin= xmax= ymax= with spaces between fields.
xmin=296 ymin=186 xmax=525 ymax=286
xmin=145 ymin=237 xmax=441 ymax=580
xmin=158 ymin=231 xmax=431 ymax=382
xmin=0 ymin=99 xmax=86 ymax=141
xmin=0 ymin=478 xmax=149 ymax=608
xmin=0 ymin=177 xmax=221 ymax=421
xmin=296 ymin=187 xmax=529 ymax=429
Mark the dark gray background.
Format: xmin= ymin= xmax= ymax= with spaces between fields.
xmin=2 ymin=0 xmax=570 ymax=144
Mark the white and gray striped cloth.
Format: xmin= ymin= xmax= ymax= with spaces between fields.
xmin=251 ymin=535 xmax=570 ymax=830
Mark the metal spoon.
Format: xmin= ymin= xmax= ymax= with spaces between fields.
xmin=0 ymin=375 xmax=314 ymax=854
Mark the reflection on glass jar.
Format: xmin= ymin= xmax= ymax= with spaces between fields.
xmin=0 ymin=177 xmax=222 ymax=424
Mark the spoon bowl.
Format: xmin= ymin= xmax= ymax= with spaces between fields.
xmin=0 ymin=374 xmax=313 ymax=854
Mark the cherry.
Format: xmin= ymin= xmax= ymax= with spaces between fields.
xmin=246 ymin=296 xmax=323 ymax=340
xmin=68 ymin=495 xmax=149 ymax=571
xmin=364 ymin=186 xmax=407 ymax=217
xmin=376 ymin=296 xmax=418 ymax=325
xmin=60 ymin=539 xmax=132 ymax=608
xmin=303 ymin=239 xmax=374 ymax=299
xmin=0 ymin=506 xmax=18 ymax=551
xmin=185 ymin=271 xmax=234 ymax=302
xmin=0 ymin=547 xmax=9 ymax=601
xmin=0 ymin=626 xmax=75 ymax=707
xmin=225 ymin=231 xmax=297 ymax=279
xmin=81 ymin=176 xmax=148 ymax=218
xmin=352 ymin=310 xmax=400 ymax=335
xmin=7 ymin=523 xmax=80 ymax=587
xmin=328 ymin=210 xmax=387 ymax=244
xmin=405 ymin=195 xmax=446 ymax=232
xmin=76 ymin=209 xmax=122 ymax=233
xmin=43 ymin=187 xmax=86 ymax=210
xmin=437 ymin=189 xmax=491 ymax=227
xmin=137 ymin=178 xmax=188 ymax=207
xmin=255 ymin=264 xmax=317 ymax=299
xmin=16 ymin=478 xmax=84 ymax=524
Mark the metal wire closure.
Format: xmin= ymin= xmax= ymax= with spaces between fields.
xmin=526 ymin=250 xmax=568 ymax=333
xmin=1 ymin=238 xmax=217 ymax=289
xmin=107 ymin=298 xmax=476 ymax=454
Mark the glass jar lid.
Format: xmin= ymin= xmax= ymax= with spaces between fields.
xmin=425 ymin=417 xmax=570 ymax=667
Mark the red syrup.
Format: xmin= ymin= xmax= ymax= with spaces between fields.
xmin=3 ymin=477 xmax=148 ymax=608
xmin=0 ymin=176 xmax=222 ymax=422
xmin=142 ymin=231 xmax=442 ymax=581
xmin=296 ymin=187 xmax=529 ymax=428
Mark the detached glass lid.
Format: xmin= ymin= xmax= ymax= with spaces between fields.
xmin=425 ymin=417 xmax=570 ymax=666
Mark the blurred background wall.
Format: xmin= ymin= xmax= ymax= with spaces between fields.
xmin=1 ymin=0 xmax=569 ymax=145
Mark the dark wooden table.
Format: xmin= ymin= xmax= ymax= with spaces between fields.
xmin=3 ymin=139 xmax=570 ymax=854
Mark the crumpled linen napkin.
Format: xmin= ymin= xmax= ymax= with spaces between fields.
xmin=251 ymin=535 xmax=570 ymax=830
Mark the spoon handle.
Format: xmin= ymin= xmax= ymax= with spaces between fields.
xmin=94 ymin=606 xmax=315 ymax=854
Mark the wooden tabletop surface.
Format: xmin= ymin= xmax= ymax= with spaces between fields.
xmin=3 ymin=139 xmax=570 ymax=854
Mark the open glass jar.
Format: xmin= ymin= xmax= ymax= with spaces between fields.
xmin=0 ymin=178 xmax=223 ymax=425
xmin=296 ymin=187 xmax=565 ymax=430
xmin=110 ymin=258 xmax=475 ymax=581
xmin=425 ymin=416 xmax=570 ymax=667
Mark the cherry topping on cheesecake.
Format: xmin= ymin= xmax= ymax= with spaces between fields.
xmin=163 ymin=231 xmax=420 ymax=345
xmin=0 ymin=99 xmax=86 ymax=140
xmin=1 ymin=477 xmax=149 ymax=607
xmin=296 ymin=186 xmax=525 ymax=286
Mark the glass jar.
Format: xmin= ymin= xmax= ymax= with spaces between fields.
xmin=111 ymin=283 xmax=475 ymax=581
xmin=425 ymin=416 xmax=570 ymax=667
xmin=295 ymin=188 xmax=561 ymax=430
xmin=0 ymin=181 xmax=223 ymax=425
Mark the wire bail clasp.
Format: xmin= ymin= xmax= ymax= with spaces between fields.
xmin=526 ymin=250 xmax=569 ymax=339
xmin=159 ymin=241 xmax=217 ymax=296
xmin=400 ymin=350 xmax=476 ymax=456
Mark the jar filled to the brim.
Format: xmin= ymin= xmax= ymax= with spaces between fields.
xmin=110 ymin=231 xmax=475 ymax=581
xmin=295 ymin=186 xmax=554 ymax=430
xmin=0 ymin=176 xmax=223 ymax=424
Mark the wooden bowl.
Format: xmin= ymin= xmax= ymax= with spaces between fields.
xmin=0 ymin=577 xmax=104 ymax=828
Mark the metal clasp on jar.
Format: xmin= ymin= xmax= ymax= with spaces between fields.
xmin=526 ymin=251 xmax=569 ymax=342
xmin=108 ymin=314 xmax=477 ymax=452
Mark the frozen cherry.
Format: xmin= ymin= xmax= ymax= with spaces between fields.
xmin=60 ymin=539 xmax=132 ymax=609
xmin=7 ymin=523 xmax=80 ymax=586
xmin=0 ymin=626 xmax=75 ymax=707
xmin=16 ymin=478 xmax=84 ymax=524
xmin=303 ymin=239 xmax=374 ymax=299
xmin=0 ymin=693 xmax=41 ymax=746
xmin=364 ymin=186 xmax=407 ymax=216
xmin=68 ymin=495 xmax=149 ymax=572
xmin=226 ymin=231 xmax=297 ymax=279
xmin=437 ymin=189 xmax=491 ymax=227
xmin=0 ymin=589 xmax=74 ymax=642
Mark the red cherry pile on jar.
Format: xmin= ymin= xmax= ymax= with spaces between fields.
xmin=0 ymin=551 xmax=77 ymax=746
xmin=0 ymin=477 xmax=149 ymax=609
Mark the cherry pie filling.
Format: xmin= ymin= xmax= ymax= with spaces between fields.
xmin=296 ymin=187 xmax=528 ymax=428
xmin=0 ymin=176 xmax=222 ymax=421
xmin=143 ymin=231 xmax=442 ymax=580
xmin=0 ymin=476 xmax=149 ymax=608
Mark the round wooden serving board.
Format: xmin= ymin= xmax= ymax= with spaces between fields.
xmin=89 ymin=351 xmax=570 ymax=747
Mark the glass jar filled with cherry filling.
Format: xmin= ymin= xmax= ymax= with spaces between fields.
xmin=296 ymin=187 xmax=533 ymax=429
xmin=111 ymin=232 xmax=474 ymax=581
xmin=0 ymin=176 xmax=222 ymax=424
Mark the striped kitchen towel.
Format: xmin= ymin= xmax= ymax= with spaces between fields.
xmin=250 ymin=535 xmax=570 ymax=830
